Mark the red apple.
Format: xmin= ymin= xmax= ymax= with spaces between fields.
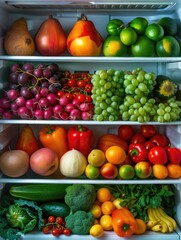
xmin=100 ymin=163 xmax=118 ymax=179
xmin=0 ymin=150 xmax=29 ymax=177
xmin=30 ymin=147 xmax=59 ymax=176
xmin=135 ymin=161 xmax=152 ymax=179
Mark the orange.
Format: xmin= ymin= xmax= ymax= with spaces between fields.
xmin=89 ymin=224 xmax=104 ymax=238
xmin=152 ymin=164 xmax=168 ymax=179
xmin=129 ymin=17 xmax=148 ymax=35
xmin=167 ymin=163 xmax=181 ymax=179
xmin=89 ymin=204 xmax=102 ymax=218
xmin=100 ymin=215 xmax=113 ymax=230
xmin=96 ymin=187 xmax=112 ymax=203
xmin=105 ymin=145 xmax=126 ymax=165
xmin=101 ymin=201 xmax=116 ymax=215
xmin=156 ymin=36 xmax=180 ymax=57
xmin=134 ymin=219 xmax=147 ymax=235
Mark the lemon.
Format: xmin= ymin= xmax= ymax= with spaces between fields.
xmin=103 ymin=35 xmax=127 ymax=56
xmin=156 ymin=35 xmax=180 ymax=57
xmin=158 ymin=17 xmax=178 ymax=36
xmin=129 ymin=17 xmax=148 ymax=35
xmin=131 ymin=35 xmax=156 ymax=57
xmin=120 ymin=27 xmax=137 ymax=46
xmin=90 ymin=224 xmax=104 ymax=238
xmin=145 ymin=23 xmax=164 ymax=41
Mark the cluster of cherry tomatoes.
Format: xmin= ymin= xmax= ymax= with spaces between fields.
xmin=42 ymin=215 xmax=71 ymax=236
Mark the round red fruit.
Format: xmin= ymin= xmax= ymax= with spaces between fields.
xmin=148 ymin=146 xmax=168 ymax=165
xmin=140 ymin=125 xmax=157 ymax=138
xmin=118 ymin=125 xmax=134 ymax=141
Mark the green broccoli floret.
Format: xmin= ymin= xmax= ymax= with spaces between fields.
xmin=65 ymin=184 xmax=96 ymax=212
xmin=65 ymin=211 xmax=94 ymax=235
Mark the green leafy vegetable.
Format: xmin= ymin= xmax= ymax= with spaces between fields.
xmin=97 ymin=184 xmax=175 ymax=222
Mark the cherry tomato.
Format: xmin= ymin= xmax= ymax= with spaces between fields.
xmin=131 ymin=133 xmax=146 ymax=144
xmin=56 ymin=216 xmax=63 ymax=225
xmin=77 ymin=79 xmax=86 ymax=88
xmin=63 ymin=228 xmax=71 ymax=236
xmin=42 ymin=226 xmax=50 ymax=234
xmin=76 ymin=93 xmax=86 ymax=103
xmin=56 ymin=90 xmax=65 ymax=98
xmin=85 ymin=83 xmax=93 ymax=93
xmin=63 ymin=70 xmax=71 ymax=78
xmin=150 ymin=134 xmax=169 ymax=147
xmin=140 ymin=125 xmax=157 ymax=138
xmin=118 ymin=125 xmax=134 ymax=141
xmin=65 ymin=92 xmax=74 ymax=101
xmin=52 ymin=228 xmax=60 ymax=236
xmin=48 ymin=216 xmax=55 ymax=223
xmin=68 ymin=79 xmax=77 ymax=87
xmin=148 ymin=146 xmax=168 ymax=165
xmin=85 ymin=95 xmax=92 ymax=103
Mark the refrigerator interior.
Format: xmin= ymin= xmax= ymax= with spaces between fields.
xmin=0 ymin=0 xmax=181 ymax=239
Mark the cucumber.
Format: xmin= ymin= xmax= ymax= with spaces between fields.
xmin=9 ymin=184 xmax=69 ymax=202
xmin=40 ymin=202 xmax=70 ymax=218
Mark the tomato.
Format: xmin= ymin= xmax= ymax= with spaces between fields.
xmin=144 ymin=141 xmax=157 ymax=151
xmin=48 ymin=216 xmax=55 ymax=223
xmin=77 ymin=79 xmax=86 ymax=88
xmin=118 ymin=125 xmax=134 ymax=141
xmin=52 ymin=228 xmax=59 ymax=236
xmin=56 ymin=216 xmax=63 ymax=225
xmin=150 ymin=134 xmax=169 ymax=147
xmin=100 ymin=162 xmax=118 ymax=179
xmin=65 ymin=92 xmax=74 ymax=101
xmin=42 ymin=226 xmax=50 ymax=234
xmin=63 ymin=228 xmax=71 ymax=236
xmin=85 ymin=95 xmax=92 ymax=103
xmin=76 ymin=93 xmax=86 ymax=103
xmin=131 ymin=133 xmax=146 ymax=144
xmin=68 ymin=78 xmax=77 ymax=87
xmin=140 ymin=125 xmax=157 ymax=138
xmin=148 ymin=146 xmax=168 ymax=165
xmin=56 ymin=90 xmax=65 ymax=98
xmin=85 ymin=83 xmax=93 ymax=93
xmin=63 ymin=70 xmax=71 ymax=78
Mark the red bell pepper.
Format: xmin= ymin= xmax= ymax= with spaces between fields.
xmin=128 ymin=143 xmax=147 ymax=163
xmin=166 ymin=147 xmax=181 ymax=165
xmin=112 ymin=208 xmax=137 ymax=237
xmin=67 ymin=125 xmax=94 ymax=158
xmin=150 ymin=133 xmax=169 ymax=147
xmin=148 ymin=146 xmax=168 ymax=165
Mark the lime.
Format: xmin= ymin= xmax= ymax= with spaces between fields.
xmin=103 ymin=35 xmax=127 ymax=56
xmin=145 ymin=23 xmax=164 ymax=41
xmin=131 ymin=35 xmax=156 ymax=57
xmin=129 ymin=17 xmax=148 ymax=35
xmin=106 ymin=19 xmax=125 ymax=36
xmin=120 ymin=27 xmax=137 ymax=46
xmin=156 ymin=36 xmax=180 ymax=57
xmin=158 ymin=17 xmax=178 ymax=36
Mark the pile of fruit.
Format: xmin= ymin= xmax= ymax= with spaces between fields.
xmin=0 ymin=63 xmax=180 ymax=122
xmin=3 ymin=15 xmax=181 ymax=57
xmin=0 ymin=124 xmax=180 ymax=180
xmin=0 ymin=63 xmax=93 ymax=120
xmin=103 ymin=16 xmax=180 ymax=57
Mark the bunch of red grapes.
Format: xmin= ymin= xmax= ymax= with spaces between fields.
xmin=0 ymin=63 xmax=94 ymax=120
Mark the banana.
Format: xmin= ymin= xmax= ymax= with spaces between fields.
xmin=152 ymin=207 xmax=169 ymax=233
xmin=147 ymin=220 xmax=159 ymax=229
xmin=147 ymin=207 xmax=158 ymax=222
xmin=151 ymin=224 xmax=162 ymax=232
xmin=156 ymin=207 xmax=177 ymax=232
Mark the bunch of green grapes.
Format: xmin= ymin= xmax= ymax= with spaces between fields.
xmin=120 ymin=96 xmax=157 ymax=122
xmin=123 ymin=68 xmax=157 ymax=96
xmin=91 ymin=69 xmax=125 ymax=121
xmin=120 ymin=68 xmax=157 ymax=122
xmin=153 ymin=98 xmax=181 ymax=122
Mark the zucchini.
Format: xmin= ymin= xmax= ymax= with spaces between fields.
xmin=9 ymin=184 xmax=69 ymax=202
xmin=40 ymin=202 xmax=70 ymax=218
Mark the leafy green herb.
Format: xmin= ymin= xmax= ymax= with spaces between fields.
xmin=97 ymin=184 xmax=175 ymax=222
